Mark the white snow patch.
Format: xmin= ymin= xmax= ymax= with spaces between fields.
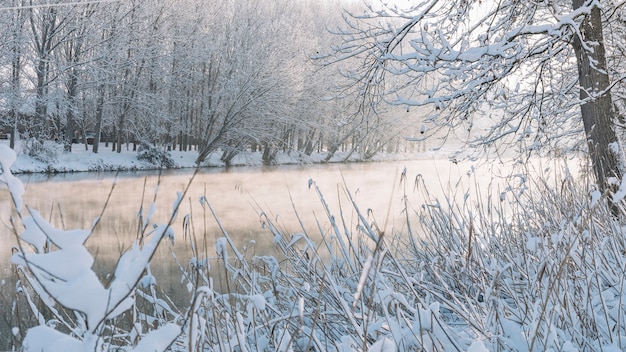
xmin=248 ymin=294 xmax=267 ymax=310
xmin=4 ymin=140 xmax=441 ymax=174
xmin=613 ymin=175 xmax=626 ymax=202
xmin=0 ymin=144 xmax=25 ymax=210
xmin=590 ymin=190 xmax=602 ymax=207
xmin=368 ymin=337 xmax=396 ymax=352
xmin=132 ymin=323 xmax=180 ymax=352
xmin=216 ymin=237 xmax=228 ymax=260
xmin=526 ymin=236 xmax=541 ymax=253
xmin=21 ymin=325 xmax=83 ymax=352
xmin=467 ymin=340 xmax=489 ymax=352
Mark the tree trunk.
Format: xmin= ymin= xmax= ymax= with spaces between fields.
xmin=33 ymin=59 xmax=49 ymax=143
xmin=262 ymin=141 xmax=276 ymax=165
xmin=92 ymin=86 xmax=105 ymax=153
xmin=571 ymin=1 xmax=622 ymax=195
xmin=112 ymin=127 xmax=116 ymax=152
xmin=116 ymin=126 xmax=123 ymax=153
xmin=63 ymin=72 xmax=79 ymax=153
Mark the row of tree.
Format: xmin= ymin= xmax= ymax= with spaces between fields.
xmin=6 ymin=0 xmax=621 ymax=194
xmin=0 ymin=0 xmax=422 ymax=165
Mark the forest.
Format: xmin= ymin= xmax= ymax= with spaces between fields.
xmin=7 ymin=0 xmax=626 ymax=351
xmin=0 ymin=0 xmax=422 ymax=166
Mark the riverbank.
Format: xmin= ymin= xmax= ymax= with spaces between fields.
xmin=3 ymin=140 xmax=452 ymax=174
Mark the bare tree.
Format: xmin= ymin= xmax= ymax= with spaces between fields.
xmin=59 ymin=4 xmax=97 ymax=152
xmin=189 ymin=0 xmax=308 ymax=165
xmin=0 ymin=1 xmax=28 ymax=149
xmin=27 ymin=1 xmax=67 ymax=154
xmin=325 ymin=0 xmax=623 ymax=194
xmin=0 ymin=0 xmax=366 ymax=162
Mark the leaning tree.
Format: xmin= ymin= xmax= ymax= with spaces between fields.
xmin=325 ymin=0 xmax=624 ymax=195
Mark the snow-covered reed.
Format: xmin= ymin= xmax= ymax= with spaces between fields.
xmin=2 ymin=145 xmax=190 ymax=351
xmin=174 ymin=161 xmax=626 ymax=351
xmin=5 ymin=140 xmax=626 ymax=351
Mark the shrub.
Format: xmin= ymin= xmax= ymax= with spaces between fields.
xmin=137 ymin=143 xmax=175 ymax=169
xmin=24 ymin=138 xmax=58 ymax=163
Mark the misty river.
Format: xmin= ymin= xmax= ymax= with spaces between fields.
xmin=0 ymin=157 xmax=581 ymax=346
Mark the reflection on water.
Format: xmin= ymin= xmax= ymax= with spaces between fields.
xmin=0 ymin=157 xmax=574 ymax=346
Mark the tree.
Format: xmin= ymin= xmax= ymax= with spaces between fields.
xmin=0 ymin=1 xmax=27 ymax=149
xmin=27 ymin=1 xmax=66 ymax=153
xmin=325 ymin=0 xmax=623 ymax=195
xmin=88 ymin=1 xmax=129 ymax=154
xmin=572 ymin=1 xmax=620 ymax=193
xmin=59 ymin=4 xmax=96 ymax=152
xmin=188 ymin=0 xmax=311 ymax=165
xmin=1 ymin=0 xmax=376 ymax=162
xmin=109 ymin=0 xmax=147 ymax=153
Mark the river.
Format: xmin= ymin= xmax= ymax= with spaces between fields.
xmin=0 ymin=157 xmax=578 ymax=348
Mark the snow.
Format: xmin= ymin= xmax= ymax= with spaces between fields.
xmin=368 ymin=337 xmax=396 ymax=352
xmin=3 ymin=145 xmax=184 ymax=351
xmin=21 ymin=326 xmax=83 ymax=352
xmin=613 ymin=174 xmax=626 ymax=202
xmin=274 ymin=328 xmax=293 ymax=352
xmin=467 ymin=340 xmax=490 ymax=352
xmin=0 ymin=144 xmax=25 ymax=210
xmin=11 ymin=213 xmax=167 ymax=341
xmin=248 ymin=294 xmax=267 ymax=311
xmin=215 ymin=237 xmax=228 ymax=260
xmin=1 ymin=2 xmax=616 ymax=350
xmin=3 ymin=140 xmax=442 ymax=175
xmin=132 ymin=323 xmax=180 ymax=352
xmin=353 ymin=255 xmax=374 ymax=307
xmin=591 ymin=190 xmax=602 ymax=206
xmin=22 ymin=209 xmax=91 ymax=250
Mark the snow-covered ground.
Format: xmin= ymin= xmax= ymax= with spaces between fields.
xmin=2 ymin=140 xmax=447 ymax=174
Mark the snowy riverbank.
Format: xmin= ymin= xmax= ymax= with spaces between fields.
xmin=3 ymin=140 xmax=451 ymax=174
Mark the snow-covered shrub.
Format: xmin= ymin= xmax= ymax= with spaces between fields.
xmin=1 ymin=145 xmax=183 ymax=351
xmin=137 ymin=143 xmax=175 ymax=168
xmin=24 ymin=138 xmax=58 ymax=163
